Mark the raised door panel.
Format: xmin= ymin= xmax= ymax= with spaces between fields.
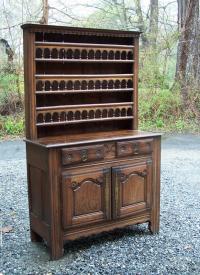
xmin=62 ymin=167 xmax=111 ymax=229
xmin=112 ymin=160 xmax=152 ymax=219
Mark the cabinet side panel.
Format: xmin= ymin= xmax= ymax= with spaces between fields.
xmin=23 ymin=30 xmax=37 ymax=139
xmin=48 ymin=149 xmax=63 ymax=259
xmin=150 ymin=137 xmax=161 ymax=233
xmin=26 ymin=143 xmax=50 ymax=242
xmin=133 ymin=37 xmax=139 ymax=129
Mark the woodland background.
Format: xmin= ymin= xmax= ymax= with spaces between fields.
xmin=0 ymin=0 xmax=199 ymax=137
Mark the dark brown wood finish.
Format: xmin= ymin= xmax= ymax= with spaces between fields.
xmin=22 ymin=23 xmax=161 ymax=260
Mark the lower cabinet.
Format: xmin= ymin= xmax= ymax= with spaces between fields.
xmin=62 ymin=159 xmax=152 ymax=228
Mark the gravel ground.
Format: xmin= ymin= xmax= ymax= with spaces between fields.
xmin=0 ymin=134 xmax=200 ymax=275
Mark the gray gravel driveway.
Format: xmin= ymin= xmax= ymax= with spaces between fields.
xmin=0 ymin=134 xmax=200 ymax=274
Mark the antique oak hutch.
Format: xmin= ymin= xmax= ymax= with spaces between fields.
xmin=22 ymin=24 xmax=161 ymax=260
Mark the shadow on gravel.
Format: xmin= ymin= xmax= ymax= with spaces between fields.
xmin=63 ymin=224 xmax=150 ymax=254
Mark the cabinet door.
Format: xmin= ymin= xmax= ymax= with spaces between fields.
xmin=112 ymin=160 xmax=152 ymax=219
xmin=62 ymin=167 xmax=111 ymax=229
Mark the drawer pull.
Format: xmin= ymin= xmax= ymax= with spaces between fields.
xmin=120 ymin=145 xmax=126 ymax=152
xmin=81 ymin=150 xmax=88 ymax=162
xmin=96 ymin=149 xmax=102 ymax=158
xmin=66 ymin=154 xmax=73 ymax=161
xmin=132 ymin=143 xmax=139 ymax=154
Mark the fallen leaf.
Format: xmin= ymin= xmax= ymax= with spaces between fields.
xmin=0 ymin=226 xmax=13 ymax=233
xmin=184 ymin=244 xmax=193 ymax=250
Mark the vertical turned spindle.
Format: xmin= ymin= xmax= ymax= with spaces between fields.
xmin=64 ymin=81 xmax=67 ymax=91
xmin=43 ymin=114 xmax=45 ymax=123
xmin=41 ymin=48 xmax=44 ymax=59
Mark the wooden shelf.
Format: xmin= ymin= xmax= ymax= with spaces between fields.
xmin=35 ymin=88 xmax=134 ymax=95
xmin=36 ymin=102 xmax=133 ymax=112
xmin=35 ymin=58 xmax=134 ymax=63
xmin=36 ymin=116 xmax=133 ymax=127
xmin=36 ymin=103 xmax=133 ymax=127
xmin=35 ymin=41 xmax=134 ymax=50
xmin=35 ymin=74 xmax=134 ymax=80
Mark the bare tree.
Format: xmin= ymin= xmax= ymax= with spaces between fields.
xmin=177 ymin=0 xmax=189 ymax=30
xmin=149 ymin=0 xmax=159 ymax=47
xmin=176 ymin=0 xmax=200 ymax=109
xmin=39 ymin=0 xmax=49 ymax=24
xmin=134 ymin=0 xmax=148 ymax=46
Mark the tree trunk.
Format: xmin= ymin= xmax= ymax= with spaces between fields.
xmin=177 ymin=0 xmax=189 ymax=30
xmin=134 ymin=0 xmax=149 ymax=46
xmin=176 ymin=0 xmax=200 ymax=107
xmin=149 ymin=0 xmax=159 ymax=47
xmin=39 ymin=0 xmax=49 ymax=24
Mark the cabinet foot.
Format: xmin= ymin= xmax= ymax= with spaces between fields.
xmin=148 ymin=221 xmax=159 ymax=234
xmin=50 ymin=245 xmax=64 ymax=260
xmin=30 ymin=229 xmax=43 ymax=242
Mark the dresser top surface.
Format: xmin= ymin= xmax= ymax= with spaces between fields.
xmin=25 ymin=130 xmax=161 ymax=148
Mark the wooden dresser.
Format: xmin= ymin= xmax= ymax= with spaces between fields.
xmin=22 ymin=24 xmax=161 ymax=260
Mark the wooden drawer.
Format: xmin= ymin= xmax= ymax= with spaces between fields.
xmin=117 ymin=139 xmax=153 ymax=157
xmin=62 ymin=144 xmax=104 ymax=165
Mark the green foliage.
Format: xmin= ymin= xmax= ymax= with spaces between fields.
xmin=139 ymin=87 xmax=199 ymax=133
xmin=0 ymin=114 xmax=24 ymax=137
xmin=0 ymin=73 xmax=24 ymax=115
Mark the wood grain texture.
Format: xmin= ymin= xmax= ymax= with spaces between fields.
xmin=48 ymin=149 xmax=64 ymax=260
xmin=112 ymin=160 xmax=152 ymax=219
xmin=62 ymin=167 xmax=111 ymax=228
xmin=149 ymin=136 xmax=161 ymax=234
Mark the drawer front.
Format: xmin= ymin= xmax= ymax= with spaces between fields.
xmin=62 ymin=144 xmax=104 ymax=165
xmin=117 ymin=139 xmax=153 ymax=158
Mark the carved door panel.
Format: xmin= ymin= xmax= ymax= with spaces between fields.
xmin=112 ymin=160 xmax=152 ymax=219
xmin=62 ymin=167 xmax=111 ymax=228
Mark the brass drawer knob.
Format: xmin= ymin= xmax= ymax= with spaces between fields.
xmin=66 ymin=154 xmax=72 ymax=162
xmin=120 ymin=145 xmax=126 ymax=152
xmin=81 ymin=150 xmax=88 ymax=162
xmin=96 ymin=149 xmax=102 ymax=158
xmin=132 ymin=143 xmax=139 ymax=154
